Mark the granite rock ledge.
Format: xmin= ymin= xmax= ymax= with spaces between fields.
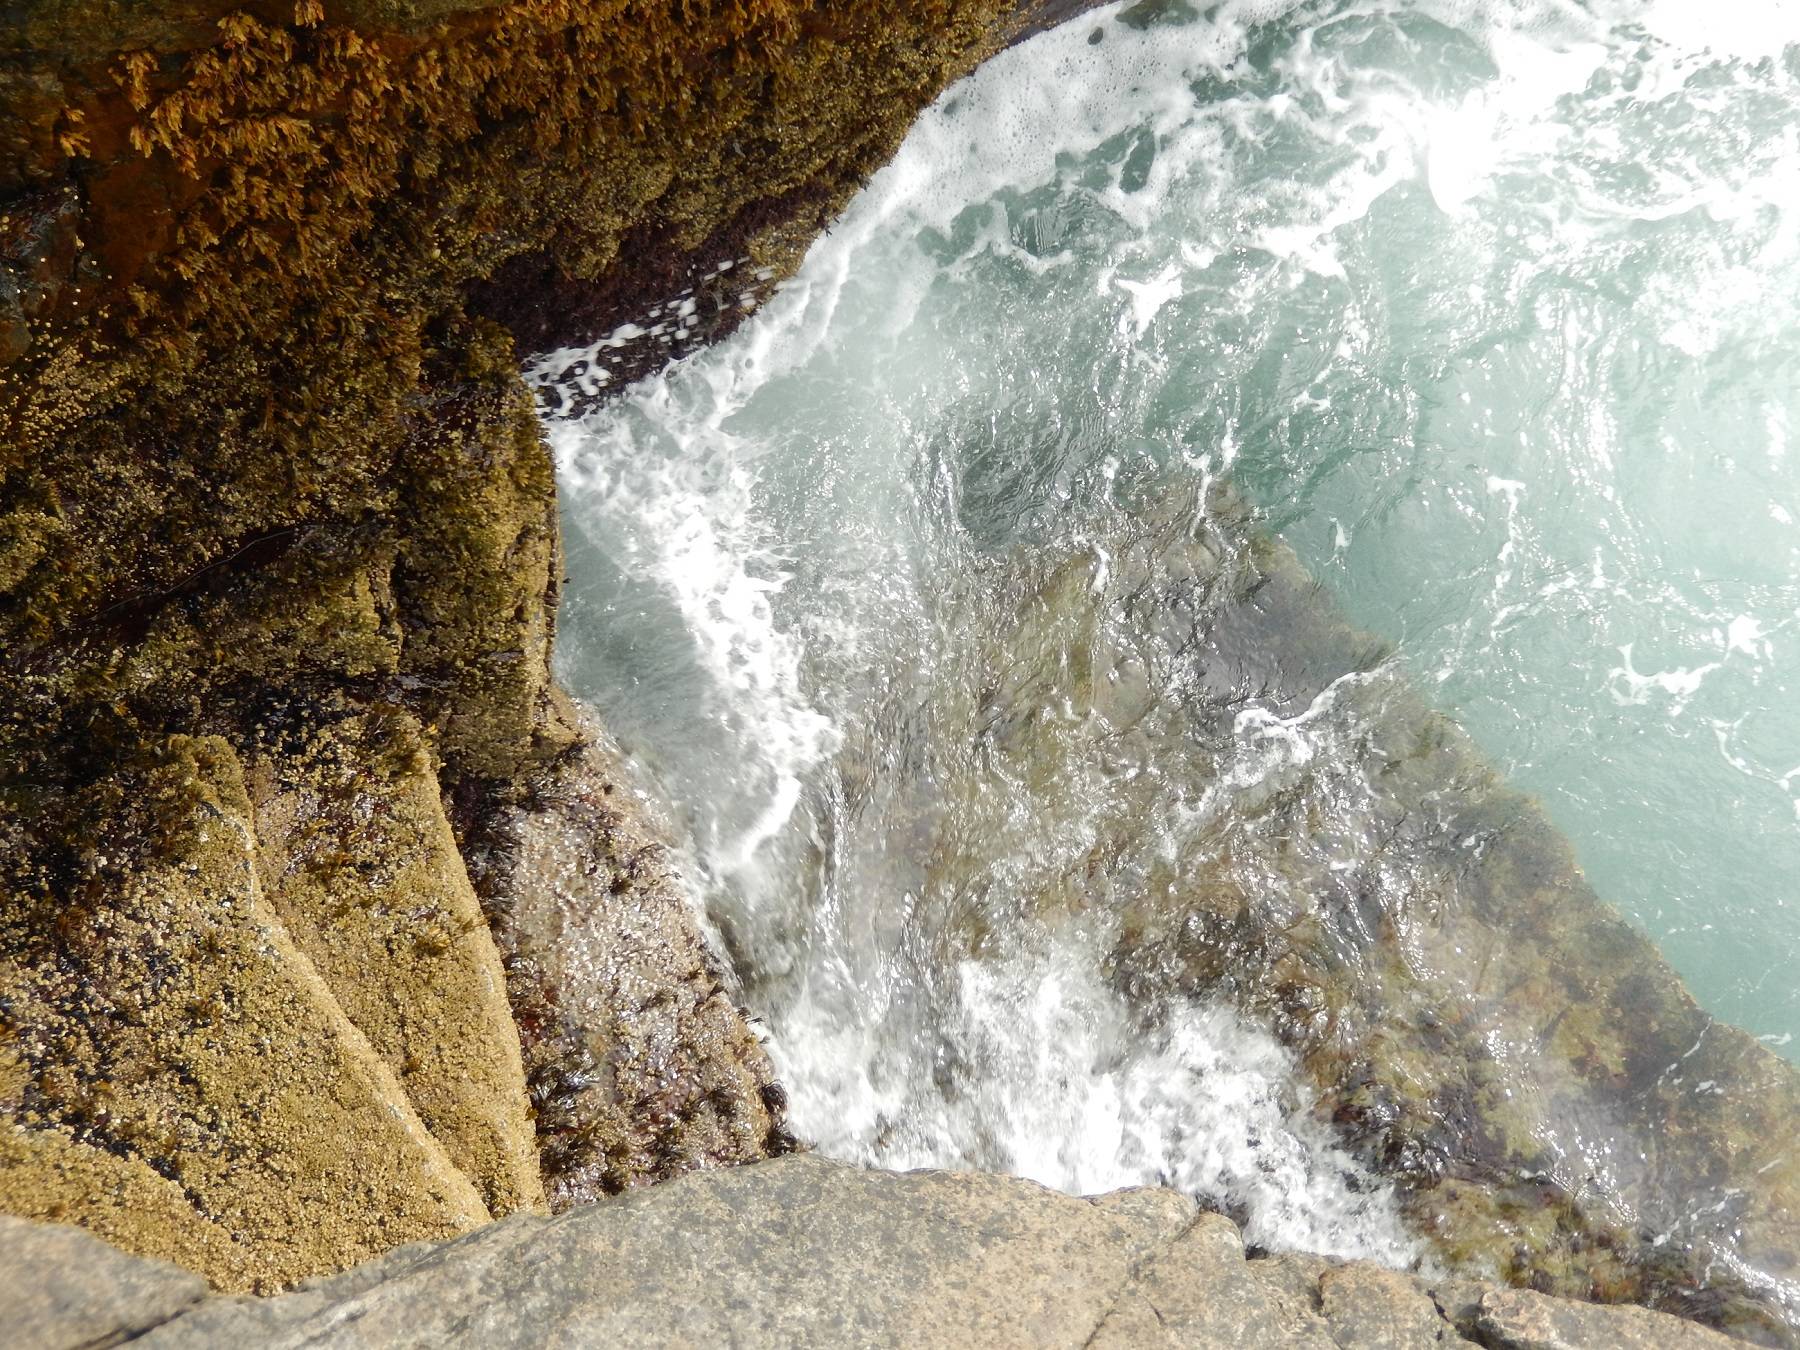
xmin=1 ymin=1154 xmax=1748 ymax=1350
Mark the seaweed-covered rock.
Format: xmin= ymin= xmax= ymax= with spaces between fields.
xmin=0 ymin=0 xmax=1030 ymax=676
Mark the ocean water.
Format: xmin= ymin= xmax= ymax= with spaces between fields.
xmin=538 ymin=0 xmax=1800 ymax=1276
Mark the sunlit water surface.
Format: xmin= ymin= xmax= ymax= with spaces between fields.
xmin=538 ymin=0 xmax=1800 ymax=1265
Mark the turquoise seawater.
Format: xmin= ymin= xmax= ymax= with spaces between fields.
xmin=542 ymin=0 xmax=1800 ymax=1263
xmin=1200 ymin=5 xmax=1800 ymax=1057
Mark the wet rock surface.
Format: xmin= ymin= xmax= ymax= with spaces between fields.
xmin=461 ymin=697 xmax=791 ymax=1208
xmin=0 ymin=1154 xmax=1738 ymax=1349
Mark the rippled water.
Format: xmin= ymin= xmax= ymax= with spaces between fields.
xmin=540 ymin=0 xmax=1800 ymax=1280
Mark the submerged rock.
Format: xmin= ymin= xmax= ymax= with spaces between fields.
xmin=825 ymin=477 xmax=1800 ymax=1340
xmin=1128 ymin=494 xmax=1800 ymax=1342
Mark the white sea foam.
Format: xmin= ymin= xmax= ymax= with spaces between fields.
xmin=773 ymin=942 xmax=1421 ymax=1263
xmin=549 ymin=393 xmax=836 ymax=874
xmin=1608 ymin=643 xmax=1720 ymax=713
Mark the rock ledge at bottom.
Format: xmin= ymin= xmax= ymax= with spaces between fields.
xmin=2 ymin=1153 xmax=1749 ymax=1350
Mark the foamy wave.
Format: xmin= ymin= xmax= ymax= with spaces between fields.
xmin=549 ymin=396 xmax=835 ymax=873
xmin=775 ymin=942 xmax=1420 ymax=1264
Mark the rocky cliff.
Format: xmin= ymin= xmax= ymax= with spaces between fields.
xmin=4 ymin=0 xmax=1799 ymax=1343
xmin=0 ymin=0 xmax=1037 ymax=1290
